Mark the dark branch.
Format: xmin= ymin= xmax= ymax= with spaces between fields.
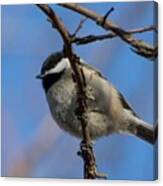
xmin=126 ymin=25 xmax=158 ymax=34
xmin=71 ymin=17 xmax=87 ymax=37
xmin=36 ymin=4 xmax=105 ymax=179
xmin=59 ymin=3 xmax=158 ymax=61
xmin=72 ymin=33 xmax=115 ymax=45
xmin=36 ymin=4 xmax=70 ymax=45
xmin=72 ymin=25 xmax=157 ymax=45
xmin=102 ymin=7 xmax=114 ymax=25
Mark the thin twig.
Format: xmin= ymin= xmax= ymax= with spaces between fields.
xmin=72 ymin=33 xmax=115 ymax=45
xmin=59 ymin=3 xmax=158 ymax=60
xmin=126 ymin=25 xmax=158 ymax=34
xmin=71 ymin=17 xmax=87 ymax=37
xmin=72 ymin=25 xmax=157 ymax=45
xmin=36 ymin=4 xmax=105 ymax=179
xmin=102 ymin=7 xmax=114 ymax=25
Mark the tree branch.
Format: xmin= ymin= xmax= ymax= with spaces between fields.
xmin=102 ymin=7 xmax=114 ymax=25
xmin=72 ymin=25 xmax=157 ymax=45
xmin=59 ymin=3 xmax=157 ymax=60
xmin=36 ymin=4 xmax=106 ymax=179
xmin=71 ymin=17 xmax=87 ymax=38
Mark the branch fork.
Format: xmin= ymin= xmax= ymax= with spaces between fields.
xmin=59 ymin=3 xmax=157 ymax=60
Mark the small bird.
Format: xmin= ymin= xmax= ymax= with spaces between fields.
xmin=36 ymin=51 xmax=157 ymax=144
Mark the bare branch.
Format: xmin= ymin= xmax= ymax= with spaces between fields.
xmin=102 ymin=7 xmax=114 ymax=25
xmin=72 ymin=25 xmax=157 ymax=45
xmin=59 ymin=3 xmax=157 ymax=60
xmin=71 ymin=17 xmax=87 ymax=37
xmin=36 ymin=4 xmax=70 ymax=45
xmin=72 ymin=33 xmax=115 ymax=45
xmin=36 ymin=4 xmax=105 ymax=179
xmin=126 ymin=25 xmax=158 ymax=34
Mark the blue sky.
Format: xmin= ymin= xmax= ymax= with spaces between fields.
xmin=1 ymin=1 xmax=157 ymax=180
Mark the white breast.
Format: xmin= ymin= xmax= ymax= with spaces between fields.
xmin=45 ymin=66 xmax=116 ymax=139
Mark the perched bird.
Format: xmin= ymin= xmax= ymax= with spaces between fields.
xmin=36 ymin=51 xmax=157 ymax=144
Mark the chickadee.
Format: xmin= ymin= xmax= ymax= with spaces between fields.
xmin=36 ymin=51 xmax=157 ymax=144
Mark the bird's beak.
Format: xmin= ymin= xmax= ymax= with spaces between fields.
xmin=36 ymin=74 xmax=44 ymax=79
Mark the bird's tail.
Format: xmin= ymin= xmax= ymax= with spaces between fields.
xmin=127 ymin=118 xmax=158 ymax=145
xmin=134 ymin=121 xmax=158 ymax=144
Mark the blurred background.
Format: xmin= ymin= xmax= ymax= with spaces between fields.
xmin=1 ymin=1 xmax=157 ymax=180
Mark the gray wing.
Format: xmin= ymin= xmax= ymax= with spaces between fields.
xmin=80 ymin=60 xmax=140 ymax=118
xmin=79 ymin=60 xmax=107 ymax=80
xmin=79 ymin=60 xmax=140 ymax=118
xmin=118 ymin=92 xmax=140 ymax=118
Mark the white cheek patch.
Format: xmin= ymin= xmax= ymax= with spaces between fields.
xmin=45 ymin=58 xmax=70 ymax=76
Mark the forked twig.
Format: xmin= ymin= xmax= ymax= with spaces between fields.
xmin=71 ymin=17 xmax=87 ymax=37
xmin=59 ymin=3 xmax=158 ymax=60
